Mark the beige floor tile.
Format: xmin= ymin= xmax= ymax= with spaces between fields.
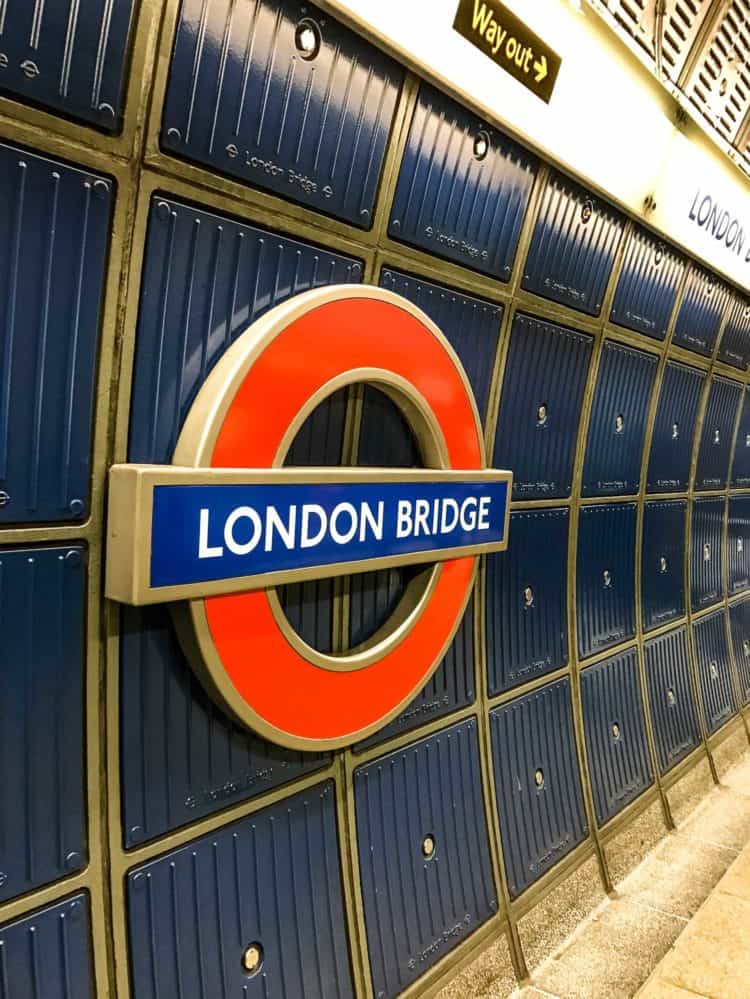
xmin=517 ymin=855 xmax=606 ymax=972
xmin=719 ymin=750 xmax=750 ymax=795
xmin=679 ymin=786 xmax=750 ymax=852
xmin=659 ymin=890 xmax=750 ymax=999
xmin=718 ymin=848 xmax=750 ymax=902
xmin=666 ymin=758 xmax=715 ymax=827
xmin=511 ymin=989 xmax=563 ymax=999
xmin=533 ymin=898 xmax=685 ymax=999
xmin=605 ymin=799 xmax=669 ymax=888
xmin=710 ymin=724 xmax=749 ymax=783
xmin=617 ymin=830 xmax=735 ymax=918
xmin=434 ymin=932 xmax=518 ymax=999
xmin=637 ymin=975 xmax=708 ymax=998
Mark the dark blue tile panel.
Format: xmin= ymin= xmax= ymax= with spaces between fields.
xmin=646 ymin=361 xmax=705 ymax=493
xmin=644 ymin=627 xmax=701 ymax=774
xmin=693 ymin=611 xmax=736 ymax=735
xmin=493 ymin=313 xmax=593 ymax=499
xmin=731 ymin=387 xmax=750 ymax=487
xmin=691 ymin=498 xmax=725 ymax=611
xmin=729 ymin=598 xmax=750 ymax=704
xmin=486 ymin=508 xmax=569 ymax=694
xmin=576 ymin=503 xmax=637 ymax=660
xmin=162 ymin=0 xmax=402 ymax=228
xmin=522 ymin=172 xmax=625 ymax=316
xmin=379 ymin=268 xmax=503 ymax=420
xmin=582 ymin=341 xmax=658 ymax=496
xmin=388 ymin=83 xmax=537 ymax=280
xmin=610 ymin=228 xmax=685 ymax=340
xmin=120 ymin=606 xmax=329 ymax=847
xmin=0 ymin=544 xmax=86 ymax=902
xmin=694 ymin=376 xmax=741 ymax=491
xmin=355 ymin=720 xmax=496 ymax=999
xmin=718 ymin=296 xmax=750 ymax=369
xmin=580 ymin=650 xmax=653 ymax=825
xmin=728 ymin=496 xmax=750 ymax=595
xmin=356 ymin=384 xmax=420 ymax=469
xmin=0 ymin=1 xmax=135 ymax=130
xmin=278 ymin=576 xmax=336 ymax=653
xmin=350 ymin=386 xmax=421 ymax=651
xmin=490 ymin=678 xmax=588 ymax=898
xmin=356 ymin=596 xmax=476 ymax=750
xmin=128 ymin=782 xmax=354 ymax=999
xmin=672 ymin=266 xmax=731 ymax=356
xmin=347 ymin=565 xmax=411 ymax=649
xmin=277 ymin=387 xmax=348 ymax=652
xmin=641 ymin=500 xmax=686 ymax=632
xmin=128 ymin=195 xmax=361 ymax=465
xmin=0 ymin=143 xmax=112 ymax=523
xmin=0 ymin=895 xmax=93 ymax=998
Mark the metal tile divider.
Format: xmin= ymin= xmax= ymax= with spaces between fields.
xmin=560 ymin=219 xmax=632 ymax=901
xmin=0 ymin=0 xmax=163 ymax=163
xmin=627 ymin=245 xmax=694 ymax=832
xmin=681 ymin=268 xmax=748 ymax=787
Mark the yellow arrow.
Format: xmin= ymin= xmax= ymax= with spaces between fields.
xmin=533 ymin=54 xmax=547 ymax=83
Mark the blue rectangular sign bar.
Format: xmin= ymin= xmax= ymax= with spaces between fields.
xmin=150 ymin=479 xmax=509 ymax=589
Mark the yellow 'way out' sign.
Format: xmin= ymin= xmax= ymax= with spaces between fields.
xmin=453 ymin=0 xmax=561 ymax=103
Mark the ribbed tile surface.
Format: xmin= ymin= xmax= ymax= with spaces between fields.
xmin=694 ymin=376 xmax=741 ymax=491
xmin=646 ymin=360 xmax=705 ymax=493
xmin=731 ymin=387 xmax=750 ymax=487
xmin=729 ymin=598 xmax=750 ymax=704
xmin=0 ymin=545 xmax=86 ymax=902
xmin=490 ymin=678 xmax=588 ymax=898
xmin=351 ymin=386 xmax=420 ymax=649
xmin=120 ymin=605 xmax=329 ymax=847
xmin=278 ymin=388 xmax=348 ymax=652
xmin=609 ymin=227 xmax=685 ymax=340
xmin=672 ymin=266 xmax=732 ymax=356
xmin=493 ymin=313 xmax=593 ymax=499
xmin=278 ymin=576 xmax=336 ymax=652
xmin=644 ymin=627 xmax=701 ymax=774
xmin=0 ymin=895 xmax=93 ymax=998
xmin=127 ymin=782 xmax=354 ymax=999
xmin=357 ymin=384 xmax=420 ymax=469
xmin=718 ymin=296 xmax=750 ymax=369
xmin=580 ymin=650 xmax=653 ymax=825
xmin=161 ymin=0 xmax=402 ymax=227
xmin=379 ymin=268 xmax=503 ymax=421
xmin=0 ymin=0 xmax=135 ymax=129
xmin=486 ymin=508 xmax=569 ymax=694
xmin=0 ymin=143 xmax=112 ymax=523
xmin=728 ymin=495 xmax=750 ymax=594
xmin=582 ymin=341 xmax=658 ymax=496
xmin=642 ymin=500 xmax=686 ymax=632
xmin=691 ymin=498 xmax=725 ymax=611
xmin=356 ymin=596 xmax=476 ymax=750
xmin=355 ymin=720 xmax=496 ymax=999
xmin=576 ymin=503 xmax=637 ymax=660
xmin=693 ymin=611 xmax=737 ymax=735
xmin=522 ymin=172 xmax=625 ymax=316
xmin=388 ymin=83 xmax=537 ymax=279
xmin=128 ymin=195 xmax=362 ymax=465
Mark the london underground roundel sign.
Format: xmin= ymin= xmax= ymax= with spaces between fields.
xmin=106 ymin=286 xmax=512 ymax=750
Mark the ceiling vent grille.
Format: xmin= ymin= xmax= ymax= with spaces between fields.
xmin=662 ymin=0 xmax=711 ymax=81
xmin=687 ymin=0 xmax=750 ymax=141
xmin=603 ymin=0 xmax=658 ymax=60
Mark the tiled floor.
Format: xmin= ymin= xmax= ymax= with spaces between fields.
xmin=513 ymin=750 xmax=750 ymax=999
xmin=637 ymin=829 xmax=750 ymax=998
